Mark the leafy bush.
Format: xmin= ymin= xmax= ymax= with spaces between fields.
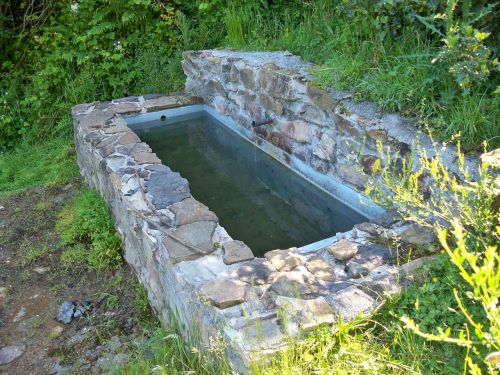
xmin=57 ymin=188 xmax=122 ymax=270
xmin=365 ymin=142 xmax=499 ymax=373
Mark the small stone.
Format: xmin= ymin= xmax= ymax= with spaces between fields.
xmin=276 ymin=120 xmax=311 ymax=143
xmin=223 ymin=240 xmax=254 ymax=265
xmin=367 ymin=128 xmax=388 ymax=142
xmin=132 ymin=151 xmax=161 ymax=164
xmin=327 ymin=239 xmax=358 ymax=261
xmin=143 ymin=96 xmax=181 ymax=112
xmin=13 ymin=307 xmax=26 ymax=322
xmin=346 ymin=244 xmax=390 ymax=278
xmin=239 ymin=318 xmax=286 ymax=352
xmin=270 ymin=270 xmax=323 ymax=297
xmin=0 ymin=286 xmax=6 ymax=299
xmin=0 ymin=345 xmax=25 ymax=365
xmin=275 ymin=296 xmax=335 ymax=335
xmin=399 ymin=255 xmax=438 ymax=285
xmin=260 ymin=94 xmax=283 ymax=114
xmin=353 ymin=222 xmax=381 ymax=236
xmin=336 ymin=163 xmax=368 ymax=188
xmin=118 ymin=132 xmax=141 ymax=145
xmin=163 ymin=221 xmax=217 ymax=263
xmin=370 ymin=210 xmax=400 ymax=228
xmin=104 ymin=124 xmax=129 ymax=134
xmin=200 ymin=278 xmax=246 ymax=308
xmin=313 ymin=132 xmax=336 ymax=161
xmin=56 ymin=301 xmax=88 ymax=324
xmin=264 ymin=249 xmax=301 ymax=271
xmin=146 ymin=171 xmax=190 ymax=209
xmin=327 ymin=286 xmax=375 ymax=321
xmin=78 ymin=110 xmax=114 ymax=129
xmin=304 ymin=257 xmax=335 ymax=281
xmin=237 ymin=259 xmax=277 ymax=285
xmin=398 ymin=224 xmax=435 ymax=246
xmin=108 ymin=102 xmax=140 ymax=114
xmin=50 ymin=325 xmax=64 ymax=338
xmin=33 ymin=266 xmax=51 ymax=274
xmin=170 ymin=198 xmax=218 ymax=226
xmin=113 ymin=96 xmax=140 ymax=103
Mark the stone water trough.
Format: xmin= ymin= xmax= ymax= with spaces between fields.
xmin=72 ymin=50 xmax=476 ymax=373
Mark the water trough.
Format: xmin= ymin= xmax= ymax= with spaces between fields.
xmin=72 ymin=49 xmax=465 ymax=372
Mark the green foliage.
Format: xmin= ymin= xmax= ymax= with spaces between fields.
xmin=254 ymin=318 xmax=413 ymax=374
xmin=116 ymin=314 xmax=232 ymax=374
xmin=57 ymin=188 xmax=122 ymax=270
xmin=219 ymin=0 xmax=499 ymax=150
xmin=0 ymin=137 xmax=78 ymax=195
xmin=365 ymin=142 xmax=499 ymax=373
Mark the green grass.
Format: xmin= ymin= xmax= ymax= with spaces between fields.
xmin=0 ymin=137 xmax=79 ymax=195
xmin=221 ymin=0 xmax=499 ymax=151
xmin=56 ymin=188 xmax=123 ymax=270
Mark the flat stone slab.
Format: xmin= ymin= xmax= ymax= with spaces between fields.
xmin=239 ymin=318 xmax=286 ymax=352
xmin=143 ymin=96 xmax=182 ymax=112
xmin=132 ymin=151 xmax=161 ymax=164
xmin=275 ymin=296 xmax=335 ymax=335
xmin=170 ymin=197 xmax=218 ymax=226
xmin=163 ymin=221 xmax=217 ymax=264
xmin=327 ymin=239 xmax=358 ymax=261
xmin=223 ymin=240 xmax=254 ymax=265
xmin=0 ymin=345 xmax=25 ymax=365
xmin=146 ymin=171 xmax=190 ymax=209
xmin=236 ymin=259 xmax=277 ymax=285
xmin=264 ymin=249 xmax=301 ymax=271
xmin=346 ymin=244 xmax=391 ymax=278
xmin=327 ymin=286 xmax=376 ymax=321
xmin=108 ymin=102 xmax=140 ymax=114
xmin=200 ymin=278 xmax=247 ymax=308
xmin=304 ymin=257 xmax=335 ymax=281
xmin=270 ymin=270 xmax=324 ymax=298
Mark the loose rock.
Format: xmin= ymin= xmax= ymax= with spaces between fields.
xmin=327 ymin=239 xmax=358 ymax=261
xmin=56 ymin=300 xmax=92 ymax=324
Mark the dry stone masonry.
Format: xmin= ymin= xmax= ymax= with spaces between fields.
xmin=182 ymin=50 xmax=479 ymax=191
xmin=71 ymin=50 xmax=469 ymax=373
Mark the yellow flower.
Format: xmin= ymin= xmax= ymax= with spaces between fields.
xmin=432 ymin=277 xmax=438 ymax=283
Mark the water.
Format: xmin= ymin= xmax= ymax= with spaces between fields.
xmin=133 ymin=114 xmax=367 ymax=256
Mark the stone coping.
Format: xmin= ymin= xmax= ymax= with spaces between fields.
xmin=73 ymin=92 xmax=438 ymax=373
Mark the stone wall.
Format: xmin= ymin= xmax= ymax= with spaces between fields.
xmin=73 ymin=90 xmax=436 ymax=370
xmin=182 ymin=50 xmax=479 ymax=193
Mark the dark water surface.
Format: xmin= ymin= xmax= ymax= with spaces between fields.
xmin=134 ymin=114 xmax=367 ymax=256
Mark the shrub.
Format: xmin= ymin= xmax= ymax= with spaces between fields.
xmin=365 ymin=142 xmax=499 ymax=373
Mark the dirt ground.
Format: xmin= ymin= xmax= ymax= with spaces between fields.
xmin=0 ymin=181 xmax=153 ymax=374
